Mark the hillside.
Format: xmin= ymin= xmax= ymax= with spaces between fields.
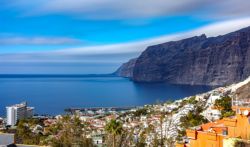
xmin=157 ymin=76 xmax=250 ymax=142
xmin=234 ymin=77 xmax=250 ymax=100
xmin=116 ymin=27 xmax=250 ymax=86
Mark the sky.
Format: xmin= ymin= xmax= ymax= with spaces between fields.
xmin=1 ymin=0 xmax=250 ymax=74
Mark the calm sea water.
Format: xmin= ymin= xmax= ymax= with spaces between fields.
xmin=0 ymin=75 xmax=212 ymax=116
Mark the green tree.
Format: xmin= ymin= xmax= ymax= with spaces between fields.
xmin=180 ymin=106 xmax=208 ymax=128
xmin=105 ymin=119 xmax=123 ymax=147
xmin=214 ymin=96 xmax=235 ymax=118
xmin=187 ymin=96 xmax=198 ymax=104
xmin=133 ymin=129 xmax=147 ymax=147
xmin=16 ymin=119 xmax=45 ymax=145
xmin=133 ymin=108 xmax=148 ymax=117
xmin=160 ymin=113 xmax=165 ymax=147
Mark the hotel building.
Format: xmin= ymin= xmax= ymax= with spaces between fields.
xmin=6 ymin=102 xmax=34 ymax=126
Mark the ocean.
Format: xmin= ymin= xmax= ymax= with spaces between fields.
xmin=0 ymin=75 xmax=212 ymax=116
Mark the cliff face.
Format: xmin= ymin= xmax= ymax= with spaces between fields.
xmin=115 ymin=58 xmax=137 ymax=78
xmin=116 ymin=27 xmax=250 ymax=86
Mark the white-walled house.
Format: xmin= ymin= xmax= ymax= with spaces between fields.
xmin=207 ymin=92 xmax=221 ymax=106
xmin=202 ymin=108 xmax=221 ymax=121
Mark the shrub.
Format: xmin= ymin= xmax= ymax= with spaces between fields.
xmin=214 ymin=96 xmax=235 ymax=118
xmin=179 ymin=106 xmax=208 ymax=128
xmin=187 ymin=96 xmax=198 ymax=105
xmin=133 ymin=108 xmax=148 ymax=117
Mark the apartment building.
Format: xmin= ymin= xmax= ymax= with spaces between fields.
xmin=176 ymin=97 xmax=250 ymax=147
xmin=6 ymin=102 xmax=34 ymax=126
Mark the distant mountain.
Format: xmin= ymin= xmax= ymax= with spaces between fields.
xmin=115 ymin=27 xmax=250 ymax=86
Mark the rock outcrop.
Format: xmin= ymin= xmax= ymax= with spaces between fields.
xmin=115 ymin=58 xmax=137 ymax=78
xmin=116 ymin=27 xmax=250 ymax=86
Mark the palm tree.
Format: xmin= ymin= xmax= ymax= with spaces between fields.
xmin=160 ymin=113 xmax=165 ymax=147
xmin=105 ymin=119 xmax=123 ymax=147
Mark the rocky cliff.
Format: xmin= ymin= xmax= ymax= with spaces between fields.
xmin=115 ymin=58 xmax=137 ymax=77
xmin=116 ymin=26 xmax=250 ymax=86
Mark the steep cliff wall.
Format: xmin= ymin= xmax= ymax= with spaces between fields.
xmin=116 ymin=27 xmax=250 ymax=86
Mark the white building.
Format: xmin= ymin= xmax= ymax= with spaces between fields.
xmin=202 ymin=92 xmax=222 ymax=121
xmin=92 ymin=133 xmax=104 ymax=147
xmin=207 ymin=92 xmax=221 ymax=106
xmin=202 ymin=108 xmax=221 ymax=121
xmin=6 ymin=102 xmax=34 ymax=126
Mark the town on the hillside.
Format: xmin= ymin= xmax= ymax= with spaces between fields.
xmin=0 ymin=77 xmax=250 ymax=147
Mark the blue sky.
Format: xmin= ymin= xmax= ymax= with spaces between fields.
xmin=0 ymin=6 xmax=211 ymax=52
xmin=1 ymin=0 xmax=250 ymax=74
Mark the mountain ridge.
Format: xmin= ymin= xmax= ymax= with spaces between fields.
xmin=115 ymin=26 xmax=250 ymax=86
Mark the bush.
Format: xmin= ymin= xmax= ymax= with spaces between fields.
xmin=176 ymin=129 xmax=186 ymax=142
xmin=222 ymin=111 xmax=235 ymax=118
xmin=187 ymin=96 xmax=198 ymax=105
xmin=179 ymin=96 xmax=198 ymax=107
xmin=180 ymin=106 xmax=208 ymax=128
xmin=16 ymin=119 xmax=45 ymax=145
xmin=133 ymin=108 xmax=148 ymax=117
xmin=214 ymin=96 xmax=235 ymax=118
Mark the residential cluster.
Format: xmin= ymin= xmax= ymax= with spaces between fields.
xmin=0 ymin=77 xmax=249 ymax=147
xmin=0 ymin=91 xmax=224 ymax=147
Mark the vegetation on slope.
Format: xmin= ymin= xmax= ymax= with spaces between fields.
xmin=214 ymin=96 xmax=235 ymax=118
